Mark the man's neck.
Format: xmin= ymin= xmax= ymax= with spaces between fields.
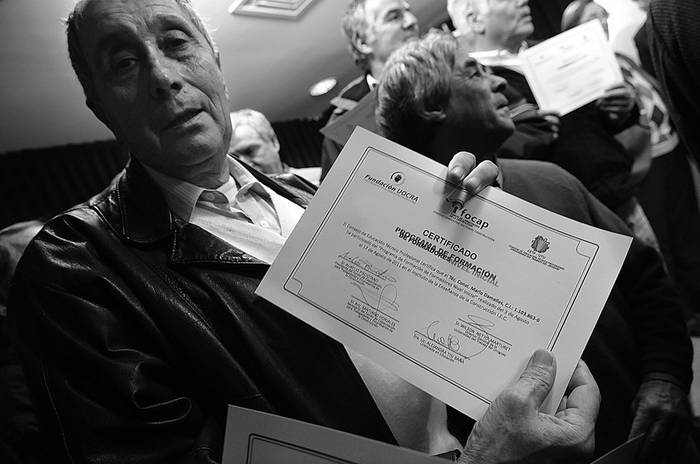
xmin=368 ymin=59 xmax=385 ymax=81
xmin=472 ymin=35 xmax=522 ymax=54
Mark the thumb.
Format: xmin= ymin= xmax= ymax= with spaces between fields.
xmin=515 ymin=350 xmax=557 ymax=409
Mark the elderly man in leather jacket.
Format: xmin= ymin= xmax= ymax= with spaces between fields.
xmin=7 ymin=1 xmax=601 ymax=462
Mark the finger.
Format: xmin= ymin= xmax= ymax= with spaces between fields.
xmin=543 ymin=114 xmax=560 ymax=126
xmin=536 ymin=110 xmax=561 ymax=119
xmin=561 ymin=360 xmax=600 ymax=423
xmin=638 ymin=417 xmax=671 ymax=464
xmin=629 ymin=406 xmax=653 ymax=440
xmin=605 ymin=83 xmax=627 ymax=91
xmin=462 ymin=160 xmax=499 ymax=196
xmin=599 ymin=100 xmax=634 ymax=110
xmin=445 ymin=151 xmax=477 ymax=185
xmin=514 ymin=349 xmax=556 ymax=409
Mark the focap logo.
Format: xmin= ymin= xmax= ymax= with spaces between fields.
xmin=442 ymin=198 xmax=490 ymax=230
xmin=390 ymin=171 xmax=405 ymax=185
xmin=531 ymin=236 xmax=550 ymax=253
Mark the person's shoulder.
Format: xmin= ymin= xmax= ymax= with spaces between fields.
xmin=500 ymin=159 xmax=582 ymax=187
xmin=499 ymin=159 xmax=591 ymax=208
xmin=337 ymin=75 xmax=371 ymax=101
xmin=13 ymin=181 xmax=122 ymax=285
xmin=328 ymin=75 xmax=371 ymax=116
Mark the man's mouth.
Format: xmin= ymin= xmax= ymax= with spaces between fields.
xmin=161 ymin=109 xmax=203 ymax=132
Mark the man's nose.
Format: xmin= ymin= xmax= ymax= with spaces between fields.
xmin=490 ymin=74 xmax=507 ymax=93
xmin=148 ymin=55 xmax=183 ymax=99
xmin=403 ymin=11 xmax=418 ymax=29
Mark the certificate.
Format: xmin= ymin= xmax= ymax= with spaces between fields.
xmin=257 ymin=127 xmax=631 ymax=419
xmin=519 ymin=20 xmax=623 ymax=116
xmin=222 ymin=405 xmax=444 ymax=464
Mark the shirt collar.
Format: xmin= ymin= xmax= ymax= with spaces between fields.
xmin=470 ymin=42 xmax=528 ymax=68
xmin=366 ymin=73 xmax=379 ymax=90
xmin=143 ymin=156 xmax=268 ymax=222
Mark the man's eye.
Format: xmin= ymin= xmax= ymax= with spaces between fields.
xmin=163 ymin=31 xmax=191 ymax=52
xmin=111 ymin=53 xmax=138 ymax=74
xmin=386 ymin=10 xmax=401 ymax=21
xmin=166 ymin=38 xmax=188 ymax=50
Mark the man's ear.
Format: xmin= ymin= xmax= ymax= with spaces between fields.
xmin=271 ymin=134 xmax=281 ymax=152
xmin=466 ymin=10 xmax=486 ymax=34
xmin=352 ymin=32 xmax=373 ymax=56
xmin=418 ymin=109 xmax=447 ymax=123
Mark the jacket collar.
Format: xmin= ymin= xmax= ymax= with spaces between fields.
xmin=97 ymin=157 xmax=314 ymax=264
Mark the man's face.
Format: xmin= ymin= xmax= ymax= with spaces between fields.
xmin=229 ymin=125 xmax=282 ymax=174
xmin=79 ymin=0 xmax=231 ymax=186
xmin=444 ymin=41 xmax=514 ymax=156
xmin=481 ymin=0 xmax=533 ymax=48
xmin=362 ymin=0 xmax=420 ymax=66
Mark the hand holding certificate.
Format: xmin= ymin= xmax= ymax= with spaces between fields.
xmin=257 ymin=128 xmax=631 ymax=420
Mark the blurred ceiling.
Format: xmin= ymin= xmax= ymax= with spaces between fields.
xmin=0 ymin=0 xmax=447 ymax=153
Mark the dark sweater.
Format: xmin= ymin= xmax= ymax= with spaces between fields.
xmin=500 ymin=159 xmax=693 ymax=456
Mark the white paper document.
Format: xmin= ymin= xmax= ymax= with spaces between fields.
xmin=222 ymin=405 xmax=445 ymax=464
xmin=257 ymin=127 xmax=632 ymax=419
xmin=520 ymin=20 xmax=623 ymax=116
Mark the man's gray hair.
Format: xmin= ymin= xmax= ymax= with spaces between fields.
xmin=376 ymin=31 xmax=456 ymax=154
xmin=66 ymin=0 xmax=218 ymax=99
xmin=229 ymin=109 xmax=277 ymax=144
xmin=447 ymin=0 xmax=489 ymax=35
xmin=342 ymin=0 xmax=373 ymax=73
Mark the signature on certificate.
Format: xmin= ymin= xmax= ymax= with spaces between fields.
xmin=338 ymin=252 xmax=397 ymax=283
xmin=418 ymin=315 xmax=498 ymax=360
xmin=351 ymin=282 xmax=400 ymax=313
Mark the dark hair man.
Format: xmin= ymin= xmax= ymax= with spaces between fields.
xmin=8 ymin=1 xmax=599 ymax=463
xmin=376 ymin=31 xmax=696 ymax=462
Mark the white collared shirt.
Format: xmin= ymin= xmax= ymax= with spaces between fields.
xmin=144 ymin=157 xmax=304 ymax=264
xmin=470 ymin=47 xmax=526 ymax=74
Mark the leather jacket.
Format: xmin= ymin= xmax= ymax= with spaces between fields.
xmin=9 ymin=160 xmax=398 ymax=463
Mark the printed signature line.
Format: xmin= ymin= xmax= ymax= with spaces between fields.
xmin=350 ymin=296 xmax=400 ymax=323
xmin=457 ymin=318 xmax=512 ymax=346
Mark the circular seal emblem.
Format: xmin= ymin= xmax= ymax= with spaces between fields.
xmin=531 ymin=236 xmax=550 ymax=253
xmin=390 ymin=171 xmax=405 ymax=185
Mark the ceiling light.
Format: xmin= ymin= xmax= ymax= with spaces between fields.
xmin=309 ymin=77 xmax=337 ymax=97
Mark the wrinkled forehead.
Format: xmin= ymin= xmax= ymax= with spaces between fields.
xmin=454 ymin=37 xmax=478 ymax=69
xmin=232 ymin=124 xmax=265 ymax=142
xmin=75 ymin=0 xmax=195 ymax=60
xmin=364 ymin=0 xmax=409 ymax=24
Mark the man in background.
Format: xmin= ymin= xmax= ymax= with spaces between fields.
xmin=320 ymin=0 xmax=419 ymax=180
xmin=447 ymin=0 xmax=641 ymax=221
xmin=230 ymin=109 xmax=321 ymax=185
